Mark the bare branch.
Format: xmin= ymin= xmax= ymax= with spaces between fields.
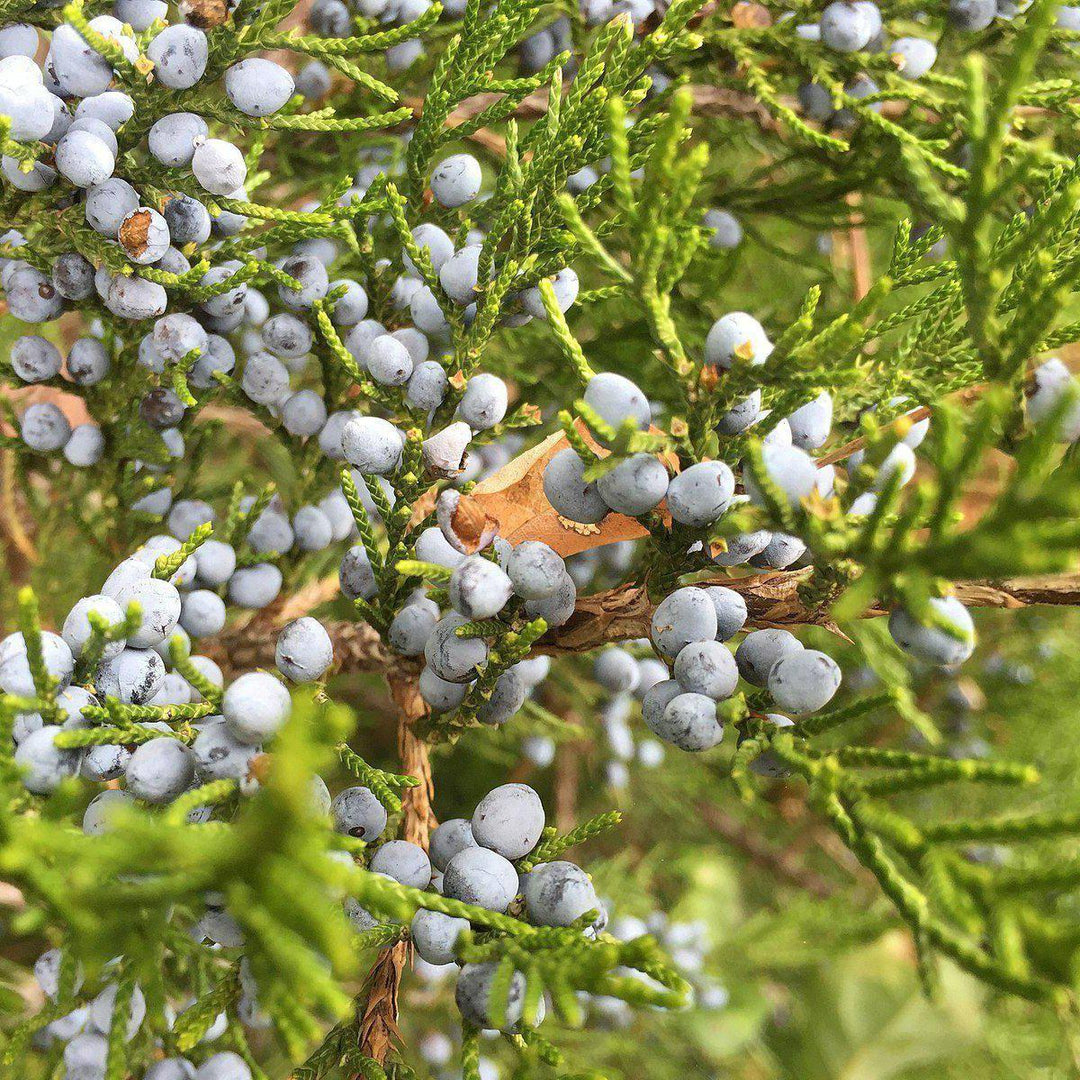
xmin=205 ymin=570 xmax=1080 ymax=676
xmin=355 ymin=675 xmax=434 ymax=1070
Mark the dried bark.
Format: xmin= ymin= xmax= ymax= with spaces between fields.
xmin=206 ymin=568 xmax=1080 ymax=677
xmin=390 ymin=673 xmax=436 ymax=849
xmin=538 ymin=572 xmax=1080 ymax=654
xmin=356 ymin=943 xmax=407 ymax=1067
xmin=355 ymin=674 xmax=434 ymax=1069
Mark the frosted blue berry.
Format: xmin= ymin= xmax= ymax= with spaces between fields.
xmin=888 ymin=597 xmax=975 ymax=667
xmin=192 ymin=138 xmax=247 ymax=196
xmin=820 ymin=1 xmax=875 ymax=50
xmin=472 ymin=782 xmax=544 ymax=859
xmin=11 ymin=335 xmax=61 ymax=383
xmin=146 ymin=24 xmax=208 ymax=90
xmin=224 ymin=58 xmax=295 ymax=116
xmin=443 ymin=846 xmax=518 ymax=912
xmin=430 ymin=153 xmax=482 ymax=207
xmin=85 ymin=177 xmax=139 ymax=236
xmin=457 ymin=373 xmax=508 ymax=430
xmin=149 ymin=112 xmax=208 ymax=167
xmin=521 ymin=267 xmax=579 ymax=319
xmin=371 ymin=839 xmax=431 ymax=887
xmin=125 ymin=737 xmax=195 ymax=803
xmin=411 ymin=908 xmax=468 ymax=964
xmin=543 ymin=447 xmax=608 ymax=524
xmin=222 ymin=671 xmax=292 ymax=745
xmin=673 ymin=640 xmax=738 ymax=700
xmin=20 ymin=402 xmax=71 ymax=452
xmin=523 ymin=861 xmax=599 ymax=927
xmin=15 ymin=726 xmax=79 ymax=793
xmin=767 ymin=649 xmax=841 ymax=713
xmin=332 ymin=786 xmax=387 ymax=840
xmin=656 ymin=692 xmax=724 ymax=751
xmin=891 ymin=36 xmax=937 ymax=78
xmin=735 ymin=628 xmax=804 ymax=686
xmin=703 ymin=208 xmax=742 ymax=249
xmin=650 ymin=587 xmax=717 ymax=659
xmin=583 ymin=372 xmax=651 ymax=438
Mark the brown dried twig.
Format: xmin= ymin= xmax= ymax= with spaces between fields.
xmin=206 ymin=569 xmax=1080 ymax=675
xmin=354 ymin=677 xmax=434 ymax=1069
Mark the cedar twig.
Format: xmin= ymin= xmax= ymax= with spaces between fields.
xmin=205 ymin=569 xmax=1080 ymax=675
xmin=355 ymin=673 xmax=434 ymax=1070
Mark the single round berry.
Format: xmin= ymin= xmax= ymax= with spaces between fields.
xmin=430 ymin=153 xmax=482 ymax=207
xmin=471 ymin=783 xmax=545 ymax=860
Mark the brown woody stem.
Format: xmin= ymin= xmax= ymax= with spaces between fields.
xmin=206 ymin=570 xmax=1080 ymax=676
xmin=355 ymin=672 xmax=435 ymax=1068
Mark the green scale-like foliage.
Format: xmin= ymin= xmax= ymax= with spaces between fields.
xmin=7 ymin=0 xmax=1080 ymax=1076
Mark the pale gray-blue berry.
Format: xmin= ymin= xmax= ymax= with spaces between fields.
xmin=339 ymin=545 xmax=378 ymax=601
xmin=411 ymin=908 xmax=468 ymax=965
xmin=767 ymin=649 xmax=842 ymax=712
xmin=657 ymin=692 xmax=724 ymax=751
xmin=125 ymin=737 xmax=195 ymax=803
xmin=192 ymin=722 xmax=259 ymax=784
xmin=342 ymin=415 xmax=403 ymax=475
xmin=371 ymin=839 xmax=431 ymax=887
xmin=192 ymin=138 xmax=247 ymax=196
xmin=457 ymin=373 xmax=508 ymax=430
xmin=673 ymin=640 xmax=738 ymax=700
xmin=704 ymin=585 xmax=748 ymax=641
xmin=472 ymin=782 xmax=544 ymax=859
xmin=734 ymin=628 xmax=804 ymax=686
xmin=67 ymin=337 xmax=110 ymax=385
xmin=593 ymin=648 xmax=640 ymax=693
xmin=448 ymin=555 xmax=514 ymax=619
xmin=275 ymin=616 xmax=333 ymax=682
xmin=20 ymin=402 xmax=71 ymax=451
xmin=582 ymin=372 xmax=650 ymax=438
xmin=787 ymin=391 xmax=833 ymax=450
xmin=430 ymin=817 xmax=478 ymax=871
xmin=891 ymin=35 xmax=937 ymax=78
xmin=523 ymin=861 xmax=599 ymax=927
xmin=597 ymin=453 xmax=669 ymax=516
xmin=705 ymin=311 xmax=771 ymax=369
xmin=224 ymin=58 xmax=294 ymax=116
xmin=149 ymin=112 xmax=208 ymax=168
xmin=331 ymin=785 xmax=387 ymax=840
xmin=442 ymin=846 xmax=518 ymax=912
xmin=744 ymin=443 xmax=818 ymax=508
xmin=425 ymin=612 xmax=489 ymax=683
xmin=146 ymin=25 xmax=208 ymax=89
xmin=665 ymin=461 xmax=734 ymax=527
xmin=650 ymin=587 xmax=717 ymax=659
xmin=418 ymin=666 xmax=470 ymax=712
xmin=179 ymin=589 xmax=227 ymax=638
xmin=704 ymin=208 xmax=742 ymax=248
xmin=221 ymin=671 xmax=291 ymax=745
xmin=820 ymin=1 xmax=875 ymax=50
xmin=888 ymin=597 xmax=975 ymax=667
xmin=477 ymin=668 xmax=526 ymax=725
xmin=14 ymin=726 xmax=79 ymax=793
xmin=543 ymin=447 xmax=608 ymax=524
xmin=430 ymin=153 xmax=482 ymax=207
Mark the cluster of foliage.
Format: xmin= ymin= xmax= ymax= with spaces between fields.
xmin=3 ymin=0 xmax=1080 ymax=1075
